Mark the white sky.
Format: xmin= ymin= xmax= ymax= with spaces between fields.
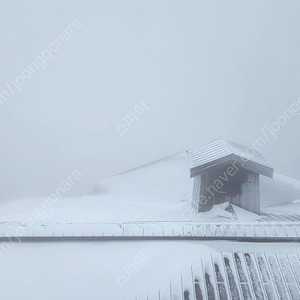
xmin=1 ymin=1 xmax=300 ymax=200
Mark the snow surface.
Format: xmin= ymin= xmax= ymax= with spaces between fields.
xmin=0 ymin=241 xmax=214 ymax=300
xmin=260 ymin=172 xmax=300 ymax=207
xmin=0 ymin=197 xmax=262 ymax=225
xmin=0 ymin=241 xmax=299 ymax=300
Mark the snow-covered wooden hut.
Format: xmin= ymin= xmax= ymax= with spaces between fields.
xmin=188 ymin=138 xmax=274 ymax=214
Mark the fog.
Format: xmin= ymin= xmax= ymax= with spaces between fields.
xmin=1 ymin=0 xmax=300 ymax=201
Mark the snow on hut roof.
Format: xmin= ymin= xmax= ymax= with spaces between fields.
xmin=187 ymin=138 xmax=274 ymax=178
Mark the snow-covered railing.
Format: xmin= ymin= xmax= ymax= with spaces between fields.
xmin=1 ymin=221 xmax=300 ymax=241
